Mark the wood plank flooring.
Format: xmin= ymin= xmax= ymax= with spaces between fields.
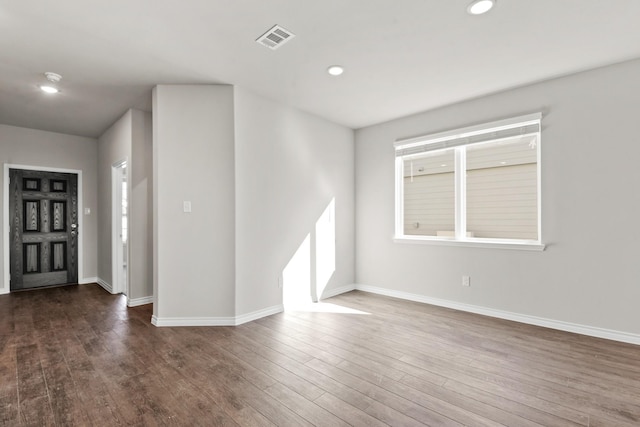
xmin=1 ymin=284 xmax=639 ymax=426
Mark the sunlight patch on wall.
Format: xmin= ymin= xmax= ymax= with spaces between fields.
xmin=282 ymin=233 xmax=311 ymax=308
xmin=315 ymin=198 xmax=335 ymax=300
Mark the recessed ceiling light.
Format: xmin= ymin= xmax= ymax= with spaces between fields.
xmin=39 ymin=72 xmax=62 ymax=94
xmin=40 ymin=85 xmax=59 ymax=94
xmin=327 ymin=65 xmax=344 ymax=76
xmin=467 ymin=0 xmax=496 ymax=15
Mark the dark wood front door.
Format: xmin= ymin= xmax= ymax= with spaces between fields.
xmin=9 ymin=169 xmax=78 ymax=290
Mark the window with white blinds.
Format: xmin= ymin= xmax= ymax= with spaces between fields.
xmin=395 ymin=113 xmax=542 ymax=246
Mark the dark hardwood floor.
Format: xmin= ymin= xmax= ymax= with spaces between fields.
xmin=1 ymin=284 xmax=639 ymax=426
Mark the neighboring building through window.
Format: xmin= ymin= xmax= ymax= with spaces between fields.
xmin=394 ymin=113 xmax=542 ymax=248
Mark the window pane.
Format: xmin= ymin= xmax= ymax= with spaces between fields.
xmin=466 ymin=136 xmax=538 ymax=240
xmin=403 ymin=150 xmax=455 ymax=236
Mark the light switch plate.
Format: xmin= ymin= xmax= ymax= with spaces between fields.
xmin=183 ymin=201 xmax=192 ymax=213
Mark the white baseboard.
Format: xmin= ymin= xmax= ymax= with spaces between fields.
xmin=96 ymin=278 xmax=113 ymax=294
xmin=321 ymin=284 xmax=356 ymax=300
xmin=151 ymin=315 xmax=236 ymax=327
xmin=151 ymin=304 xmax=283 ymax=327
xmin=127 ymin=296 xmax=153 ymax=307
xmin=0 ymin=287 xmax=8 ymax=296
xmin=354 ymin=284 xmax=640 ymax=346
xmin=236 ymin=304 xmax=283 ymax=326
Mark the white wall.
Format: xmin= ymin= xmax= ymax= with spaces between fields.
xmin=0 ymin=124 xmax=98 ymax=293
xmin=153 ymin=85 xmax=236 ymax=321
xmin=130 ymin=109 xmax=153 ymax=301
xmin=97 ymin=110 xmax=132 ymax=288
xmin=234 ymin=87 xmax=355 ymax=316
xmin=355 ymin=59 xmax=640 ymax=336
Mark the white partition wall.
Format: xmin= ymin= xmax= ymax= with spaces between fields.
xmin=151 ymin=85 xmax=355 ymax=325
xmin=152 ymin=85 xmax=236 ymax=325
xmin=233 ymin=88 xmax=355 ymax=317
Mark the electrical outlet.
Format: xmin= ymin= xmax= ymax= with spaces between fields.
xmin=462 ymin=276 xmax=471 ymax=287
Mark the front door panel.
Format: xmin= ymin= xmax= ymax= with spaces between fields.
xmin=9 ymin=169 xmax=78 ymax=290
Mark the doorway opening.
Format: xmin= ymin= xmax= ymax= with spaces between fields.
xmin=112 ymin=160 xmax=128 ymax=295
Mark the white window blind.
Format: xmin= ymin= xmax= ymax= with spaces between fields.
xmin=395 ymin=113 xmax=541 ymax=157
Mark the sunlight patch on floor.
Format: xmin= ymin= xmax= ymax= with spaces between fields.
xmin=285 ymin=301 xmax=370 ymax=315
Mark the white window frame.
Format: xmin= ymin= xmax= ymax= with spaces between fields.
xmin=394 ymin=113 xmax=545 ymax=251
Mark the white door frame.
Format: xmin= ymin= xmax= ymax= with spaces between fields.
xmin=2 ymin=163 xmax=84 ymax=295
xmin=111 ymin=159 xmax=129 ymax=295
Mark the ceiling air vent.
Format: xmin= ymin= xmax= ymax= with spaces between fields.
xmin=256 ymin=25 xmax=295 ymax=50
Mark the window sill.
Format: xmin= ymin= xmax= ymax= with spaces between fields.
xmin=393 ymin=236 xmax=546 ymax=251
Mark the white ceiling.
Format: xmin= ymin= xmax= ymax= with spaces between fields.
xmin=1 ymin=0 xmax=640 ymax=138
